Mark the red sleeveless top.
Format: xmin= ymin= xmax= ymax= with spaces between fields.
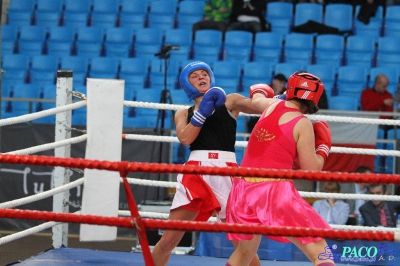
xmin=241 ymin=101 xmax=305 ymax=169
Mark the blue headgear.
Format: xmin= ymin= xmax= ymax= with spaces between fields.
xmin=179 ymin=61 xmax=215 ymax=101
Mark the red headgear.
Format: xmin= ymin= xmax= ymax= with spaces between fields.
xmin=286 ymin=72 xmax=324 ymax=105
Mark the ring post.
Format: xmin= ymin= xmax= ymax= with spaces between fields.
xmin=80 ymin=78 xmax=125 ymax=241
xmin=53 ymin=70 xmax=73 ymax=248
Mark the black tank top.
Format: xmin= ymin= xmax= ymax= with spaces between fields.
xmin=187 ymin=105 xmax=236 ymax=152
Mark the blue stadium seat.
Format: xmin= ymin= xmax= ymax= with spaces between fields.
xmin=104 ymin=27 xmax=135 ymax=58
xmin=7 ymin=11 xmax=33 ymax=27
xmin=62 ymin=12 xmax=90 ymax=29
xmin=119 ymin=14 xmax=146 ymax=29
xmin=336 ymin=65 xmax=368 ymax=99
xmin=148 ymin=0 xmax=177 ymax=15
xmin=170 ymin=89 xmax=189 ymax=105
xmin=2 ymin=54 xmax=31 ymax=84
xmin=7 ymin=0 xmax=36 ymax=13
xmin=90 ymin=13 xmax=118 ymax=29
xmin=192 ymin=29 xmax=223 ymax=61
xmin=384 ymin=20 xmax=400 ymax=37
xmin=223 ymin=30 xmax=253 ymax=63
xmin=17 ymin=25 xmax=47 ymax=55
xmin=354 ymin=19 xmax=382 ymax=41
xmin=35 ymin=12 xmax=62 ymax=29
xmin=133 ymin=28 xmax=164 ymax=63
xmin=314 ymin=34 xmax=345 ymax=67
xmin=120 ymin=0 xmax=149 ymax=15
xmin=11 ymin=83 xmax=41 ymax=99
xmin=164 ymin=28 xmax=192 ymax=63
xmin=92 ymin=0 xmax=120 ymax=14
xmin=253 ymin=32 xmax=283 ymax=63
xmin=88 ymin=57 xmax=119 ymax=79
xmin=46 ymin=26 xmax=76 ymax=56
xmin=2 ymin=25 xmax=19 ymax=54
xmin=30 ymin=55 xmax=60 ymax=86
xmin=148 ymin=59 xmax=180 ymax=89
xmin=119 ymin=57 xmax=150 ymax=90
xmin=63 ymin=0 xmax=93 ymax=14
xmin=385 ymin=5 xmax=400 ymax=23
xmin=265 ymin=2 xmax=293 ymax=36
xmin=59 ymin=56 xmax=89 ymax=86
xmin=178 ymin=0 xmax=205 ymax=17
xmin=293 ymin=3 xmax=323 ymax=27
xmin=41 ymin=85 xmax=57 ymax=99
xmin=274 ymin=62 xmax=305 ymax=81
xmin=283 ymin=33 xmax=314 ymax=65
xmin=328 ymin=96 xmax=359 ymax=111
xmin=147 ymin=14 xmax=176 ymax=32
xmin=242 ymin=61 xmax=274 ymax=91
xmin=176 ymin=0 xmax=205 ymax=30
xmin=324 ymin=4 xmax=354 ymax=33
xmin=36 ymin=0 xmax=64 ymax=13
xmin=369 ymin=66 xmax=399 ymax=95
xmin=345 ymin=35 xmax=376 ymax=69
xmin=212 ymin=61 xmax=242 ymax=93
xmin=75 ymin=27 xmax=105 ymax=58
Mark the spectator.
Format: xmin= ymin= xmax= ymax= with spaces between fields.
xmin=226 ymin=0 xmax=270 ymax=36
xmin=312 ymin=182 xmax=351 ymax=225
xmin=192 ymin=0 xmax=233 ymax=33
xmin=360 ymin=73 xmax=393 ymax=120
xmin=341 ymin=165 xmax=371 ymax=215
xmin=361 ymin=74 xmax=394 ymax=172
xmin=359 ymin=183 xmax=400 ymax=227
xmin=246 ymin=73 xmax=287 ymax=133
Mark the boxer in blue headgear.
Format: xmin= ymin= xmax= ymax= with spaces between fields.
xmin=179 ymin=61 xmax=215 ymax=101
xmin=152 ymin=61 xmax=262 ymax=266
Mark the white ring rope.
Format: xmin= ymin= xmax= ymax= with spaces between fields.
xmin=124 ymin=100 xmax=400 ymax=126
xmin=125 ymin=177 xmax=400 ymax=202
xmin=124 ymin=133 xmax=400 ymax=157
xmin=0 ymin=221 xmax=60 ymax=245
xmin=5 ymin=135 xmax=88 ymax=155
xmin=119 ymin=210 xmax=400 ymax=232
xmin=0 ymin=178 xmax=84 ymax=209
xmin=0 ymin=101 xmax=86 ymax=127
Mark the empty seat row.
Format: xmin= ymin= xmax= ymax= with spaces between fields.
xmin=267 ymin=2 xmax=400 ymax=38
xmin=6 ymin=0 xmax=205 ymax=31
xmin=4 ymin=25 xmax=400 ymax=72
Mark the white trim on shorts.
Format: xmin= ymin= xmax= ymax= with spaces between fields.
xmin=188 ymin=150 xmax=236 ymax=163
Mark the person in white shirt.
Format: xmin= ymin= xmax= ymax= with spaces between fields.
xmin=341 ymin=165 xmax=371 ymax=215
xmin=313 ymin=182 xmax=350 ymax=225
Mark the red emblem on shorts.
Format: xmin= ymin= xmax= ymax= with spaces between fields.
xmin=208 ymin=152 xmax=219 ymax=159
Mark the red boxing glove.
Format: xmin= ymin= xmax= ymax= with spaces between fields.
xmin=313 ymin=121 xmax=331 ymax=161
xmin=249 ymin=84 xmax=274 ymax=99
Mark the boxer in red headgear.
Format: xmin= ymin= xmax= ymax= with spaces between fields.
xmin=152 ymin=61 xmax=263 ymax=266
xmin=226 ymin=72 xmax=335 ymax=266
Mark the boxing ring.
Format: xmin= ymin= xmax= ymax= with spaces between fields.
xmin=1 ymin=71 xmax=400 ymax=265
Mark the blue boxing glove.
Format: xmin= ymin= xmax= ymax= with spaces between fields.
xmin=191 ymin=87 xmax=226 ymax=127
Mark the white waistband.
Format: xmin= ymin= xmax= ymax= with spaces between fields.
xmin=188 ymin=150 xmax=237 ymax=163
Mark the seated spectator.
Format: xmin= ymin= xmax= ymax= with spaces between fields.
xmin=359 ymin=183 xmax=400 ymax=227
xmin=360 ymin=73 xmax=393 ymax=120
xmin=341 ymin=165 xmax=371 ymax=215
xmin=312 ymin=182 xmax=350 ymax=225
xmin=226 ymin=0 xmax=270 ymax=36
xmin=192 ymin=0 xmax=233 ymax=34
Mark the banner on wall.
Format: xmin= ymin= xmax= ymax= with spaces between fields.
xmin=0 ymin=124 xmax=170 ymax=234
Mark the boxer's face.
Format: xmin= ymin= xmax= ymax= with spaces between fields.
xmin=189 ymin=70 xmax=210 ymax=93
